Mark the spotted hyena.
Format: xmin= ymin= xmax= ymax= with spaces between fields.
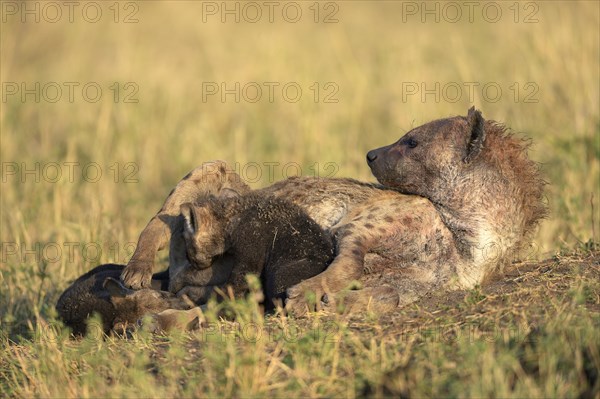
xmin=121 ymin=107 xmax=546 ymax=315
xmin=171 ymin=192 xmax=334 ymax=309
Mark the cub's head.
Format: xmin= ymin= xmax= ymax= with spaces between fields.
xmin=103 ymin=277 xmax=193 ymax=331
xmin=180 ymin=198 xmax=228 ymax=269
xmin=366 ymin=107 xmax=486 ymax=200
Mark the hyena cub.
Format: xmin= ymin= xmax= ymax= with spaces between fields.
xmin=179 ymin=192 xmax=335 ymax=308
xmin=56 ymin=264 xmax=198 ymax=335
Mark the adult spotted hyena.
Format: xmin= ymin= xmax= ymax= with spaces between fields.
xmin=121 ymin=108 xmax=546 ymax=315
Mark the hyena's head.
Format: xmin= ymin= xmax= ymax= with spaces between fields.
xmin=367 ymin=107 xmax=547 ymax=251
xmin=366 ymin=107 xmax=487 ymax=201
xmin=180 ymin=198 xmax=228 ymax=269
xmin=103 ymin=277 xmax=193 ymax=329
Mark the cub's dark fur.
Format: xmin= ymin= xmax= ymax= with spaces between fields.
xmin=56 ymin=264 xmax=188 ymax=335
xmin=181 ymin=193 xmax=334 ymax=308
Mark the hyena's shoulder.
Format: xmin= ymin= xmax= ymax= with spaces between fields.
xmin=332 ymin=190 xmax=443 ymax=243
xmin=338 ymin=191 xmax=452 ymax=255
xmin=353 ymin=190 xmax=436 ymax=216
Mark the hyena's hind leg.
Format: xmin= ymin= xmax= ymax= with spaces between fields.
xmin=121 ymin=161 xmax=250 ymax=289
xmin=323 ymin=263 xmax=447 ymax=315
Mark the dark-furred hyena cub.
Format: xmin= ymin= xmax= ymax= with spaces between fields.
xmin=56 ymin=264 xmax=194 ymax=336
xmin=180 ymin=192 xmax=334 ymax=309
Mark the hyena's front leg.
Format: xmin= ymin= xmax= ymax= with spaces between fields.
xmin=121 ymin=161 xmax=250 ymax=289
xmin=286 ymin=226 xmax=369 ymax=315
xmin=285 ymin=194 xmax=414 ymax=315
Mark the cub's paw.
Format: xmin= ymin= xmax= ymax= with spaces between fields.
xmin=120 ymin=261 xmax=153 ymax=289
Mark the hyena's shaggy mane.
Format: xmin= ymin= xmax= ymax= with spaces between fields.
xmin=480 ymin=120 xmax=548 ymax=243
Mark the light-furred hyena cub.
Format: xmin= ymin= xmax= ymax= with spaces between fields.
xmin=178 ymin=192 xmax=335 ymax=309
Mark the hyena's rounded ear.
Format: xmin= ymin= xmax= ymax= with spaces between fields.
xmin=180 ymin=203 xmax=196 ymax=234
xmin=463 ymin=106 xmax=486 ymax=164
xmin=219 ymin=187 xmax=241 ymax=199
xmin=104 ymin=277 xmax=135 ymax=299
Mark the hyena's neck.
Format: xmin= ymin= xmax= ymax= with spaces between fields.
xmin=433 ymin=173 xmax=525 ymax=287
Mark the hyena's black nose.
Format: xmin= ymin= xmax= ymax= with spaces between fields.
xmin=366 ymin=150 xmax=378 ymax=164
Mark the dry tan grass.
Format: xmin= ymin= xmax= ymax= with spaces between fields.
xmin=1 ymin=1 xmax=599 ymax=397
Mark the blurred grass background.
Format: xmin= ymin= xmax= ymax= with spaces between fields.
xmin=1 ymin=0 xmax=598 ymax=326
xmin=0 ymin=2 xmax=599 ymax=397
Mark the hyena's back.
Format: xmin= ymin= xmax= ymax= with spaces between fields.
xmin=258 ymin=176 xmax=390 ymax=230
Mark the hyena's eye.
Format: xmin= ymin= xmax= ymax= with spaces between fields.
xmin=405 ymin=138 xmax=418 ymax=148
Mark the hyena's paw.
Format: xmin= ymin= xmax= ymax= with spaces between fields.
xmin=285 ymin=277 xmax=328 ymax=316
xmin=120 ymin=260 xmax=154 ymax=289
xmin=331 ymin=286 xmax=399 ymax=314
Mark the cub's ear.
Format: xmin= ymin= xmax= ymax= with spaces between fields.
xmin=180 ymin=203 xmax=197 ymax=234
xmin=104 ymin=277 xmax=134 ymax=299
xmin=219 ymin=187 xmax=241 ymax=199
xmin=463 ymin=106 xmax=486 ymax=163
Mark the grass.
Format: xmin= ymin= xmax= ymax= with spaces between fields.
xmin=1 ymin=251 xmax=599 ymax=397
xmin=1 ymin=1 xmax=599 ymax=397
